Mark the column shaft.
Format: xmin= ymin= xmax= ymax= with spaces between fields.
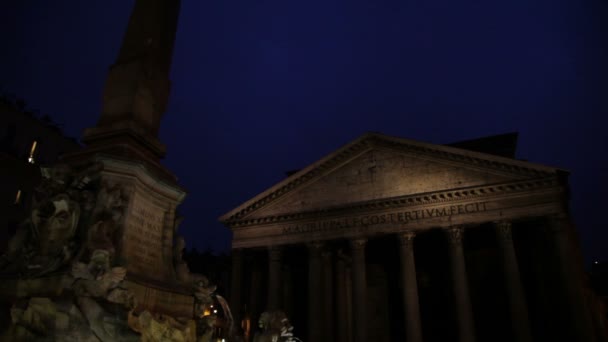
xmin=267 ymin=246 xmax=282 ymax=310
xmin=230 ymin=248 xmax=243 ymax=333
xmin=282 ymin=266 xmax=293 ymax=318
xmin=249 ymin=258 xmax=262 ymax=328
xmin=322 ymin=251 xmax=334 ymax=341
xmin=495 ymin=221 xmax=532 ymax=342
xmin=308 ymin=242 xmax=323 ymax=342
xmin=336 ymin=250 xmax=350 ymax=342
xmin=346 ymin=266 xmax=354 ymax=342
xmin=350 ymin=238 xmax=367 ymax=342
xmin=399 ymin=232 xmax=423 ymax=342
xmin=446 ymin=226 xmax=476 ymax=342
xmin=550 ymin=215 xmax=595 ymax=342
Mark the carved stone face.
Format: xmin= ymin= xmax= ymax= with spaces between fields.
xmin=32 ymin=194 xmax=79 ymax=254
xmin=97 ymin=184 xmax=125 ymax=214
xmin=89 ymin=249 xmax=111 ymax=277
xmin=258 ymin=311 xmax=289 ymax=333
xmin=258 ymin=313 xmax=267 ymax=329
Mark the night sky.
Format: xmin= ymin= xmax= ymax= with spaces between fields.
xmin=1 ymin=1 xmax=607 ymax=264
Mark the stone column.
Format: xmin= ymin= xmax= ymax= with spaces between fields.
xmin=345 ymin=265 xmax=354 ymax=342
xmin=495 ymin=221 xmax=532 ymax=342
xmin=282 ymin=265 xmax=293 ymax=318
xmin=267 ymin=246 xmax=282 ymax=310
xmin=308 ymin=242 xmax=323 ymax=342
xmin=398 ymin=231 xmax=423 ymax=342
xmin=549 ymin=214 xmax=595 ymax=342
xmin=336 ymin=250 xmax=350 ymax=342
xmin=445 ymin=226 xmax=476 ymax=342
xmin=350 ymin=238 xmax=368 ymax=342
xmin=250 ymin=257 xmax=263 ymax=327
xmin=230 ymin=248 xmax=244 ymax=331
xmin=322 ymin=250 xmax=334 ymax=341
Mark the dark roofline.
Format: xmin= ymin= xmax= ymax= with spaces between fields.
xmin=446 ymin=132 xmax=519 ymax=158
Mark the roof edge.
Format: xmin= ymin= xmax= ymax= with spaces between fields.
xmin=218 ymin=132 xmax=566 ymax=223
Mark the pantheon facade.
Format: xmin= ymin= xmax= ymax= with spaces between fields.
xmin=220 ymin=133 xmax=598 ymax=342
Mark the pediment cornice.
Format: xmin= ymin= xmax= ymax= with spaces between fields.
xmin=225 ymin=176 xmax=562 ymax=228
xmin=220 ymin=133 xmax=565 ymax=224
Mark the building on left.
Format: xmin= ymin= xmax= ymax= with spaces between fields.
xmin=0 ymin=94 xmax=81 ymax=251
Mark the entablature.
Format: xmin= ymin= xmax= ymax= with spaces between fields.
xmin=230 ymin=177 xmax=566 ymax=249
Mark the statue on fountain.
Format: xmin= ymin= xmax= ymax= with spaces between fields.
xmin=253 ymin=310 xmax=302 ymax=342
xmin=0 ymin=163 xmax=143 ymax=341
xmin=0 ymin=162 xmax=233 ymax=342
xmin=0 ymin=163 xmax=101 ymax=277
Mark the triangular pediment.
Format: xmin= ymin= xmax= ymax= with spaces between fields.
xmin=220 ymin=133 xmax=562 ymax=223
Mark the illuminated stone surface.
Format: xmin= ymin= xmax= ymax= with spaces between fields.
xmin=222 ymin=132 xmax=596 ymax=342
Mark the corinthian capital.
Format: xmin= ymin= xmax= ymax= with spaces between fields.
xmin=444 ymin=225 xmax=465 ymax=245
xmin=307 ymin=241 xmax=324 ymax=252
xmin=494 ymin=221 xmax=513 ymax=242
xmin=397 ymin=231 xmax=416 ymax=249
xmin=268 ymin=246 xmax=282 ymax=261
xmin=349 ymin=238 xmax=367 ymax=250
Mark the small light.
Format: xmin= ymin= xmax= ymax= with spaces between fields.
xmin=28 ymin=140 xmax=37 ymax=164
xmin=213 ymin=309 xmax=218 ymax=313
xmin=14 ymin=190 xmax=22 ymax=204
xmin=594 ymin=261 xmax=599 ymax=265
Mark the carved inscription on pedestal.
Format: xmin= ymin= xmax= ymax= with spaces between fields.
xmin=128 ymin=281 xmax=194 ymax=317
xmin=123 ymin=195 xmax=167 ymax=278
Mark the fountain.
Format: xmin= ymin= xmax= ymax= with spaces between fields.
xmin=0 ymin=0 xmax=233 ymax=340
xmin=0 ymin=0 xmax=303 ymax=340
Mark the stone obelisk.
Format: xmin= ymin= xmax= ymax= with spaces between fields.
xmin=66 ymin=0 xmax=193 ymax=317
xmin=0 ymin=1 xmax=213 ymax=339
xmin=81 ymin=0 xmax=180 ymax=181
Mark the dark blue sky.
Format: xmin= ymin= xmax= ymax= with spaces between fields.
xmin=1 ymin=0 xmax=607 ymax=263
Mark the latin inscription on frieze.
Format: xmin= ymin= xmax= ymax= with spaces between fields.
xmin=123 ymin=196 xmax=166 ymax=277
xmin=282 ymin=201 xmax=488 ymax=235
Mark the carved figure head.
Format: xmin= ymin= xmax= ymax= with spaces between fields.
xmin=94 ymin=182 xmax=127 ymax=223
xmin=258 ymin=311 xmax=288 ymax=332
xmin=89 ymin=249 xmax=111 ymax=277
xmin=31 ymin=194 xmax=80 ymax=255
